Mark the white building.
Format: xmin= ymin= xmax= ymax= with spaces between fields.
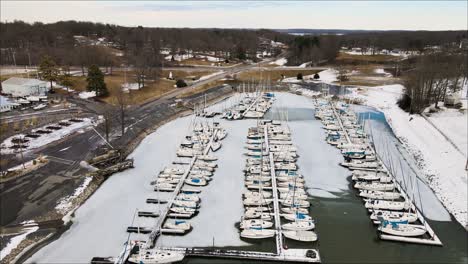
xmin=1 ymin=77 xmax=49 ymax=97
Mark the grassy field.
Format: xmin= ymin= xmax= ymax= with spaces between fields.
xmin=336 ymin=52 xmax=399 ymax=64
xmin=236 ymin=69 xmax=320 ymax=82
xmin=65 ymin=70 xmax=220 ymax=105
xmin=160 ymin=69 xmax=217 ymax=80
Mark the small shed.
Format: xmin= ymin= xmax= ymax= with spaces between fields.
xmin=1 ymin=77 xmax=49 ymax=97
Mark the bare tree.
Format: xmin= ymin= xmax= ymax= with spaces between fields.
xmin=113 ymin=86 xmax=128 ymax=136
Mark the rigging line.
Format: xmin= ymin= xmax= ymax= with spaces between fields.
xmin=396 ymin=147 xmax=410 ymax=197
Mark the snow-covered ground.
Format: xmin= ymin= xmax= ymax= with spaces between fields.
xmin=121 ymin=83 xmax=139 ymax=93
xmin=343 ymin=50 xmax=409 ymax=57
xmin=1 ymin=117 xmax=98 ymax=155
xmin=164 ymin=54 xmax=194 ymax=61
xmin=269 ymin=57 xmax=287 ymax=66
xmin=0 ymin=67 xmax=37 ymax=75
xmin=282 ymin=68 xmax=337 ymax=85
xmin=78 ymin=91 xmax=96 ymax=99
xmin=348 ymin=84 xmax=467 ymax=227
xmin=0 ymin=221 xmax=39 ymax=262
xmin=374 ymin=68 xmax=392 ymax=77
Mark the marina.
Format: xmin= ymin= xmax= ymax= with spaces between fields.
xmin=2 ymin=6 xmax=467 ymax=264
xmin=28 ymin=92 xmax=467 ymax=264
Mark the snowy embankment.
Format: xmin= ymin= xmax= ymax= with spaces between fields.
xmin=349 ymin=85 xmax=467 ymax=227
xmin=56 ymin=176 xmax=93 ymax=217
xmin=1 ymin=117 xmax=99 ymax=155
xmin=0 ymin=221 xmax=39 ymax=262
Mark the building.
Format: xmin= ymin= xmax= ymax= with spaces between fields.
xmin=1 ymin=77 xmax=49 ymax=97
xmin=0 ymin=95 xmax=19 ymax=112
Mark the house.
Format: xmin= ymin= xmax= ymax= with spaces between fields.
xmin=1 ymin=77 xmax=49 ymax=97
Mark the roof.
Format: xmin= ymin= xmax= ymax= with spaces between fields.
xmin=2 ymin=77 xmax=47 ymax=86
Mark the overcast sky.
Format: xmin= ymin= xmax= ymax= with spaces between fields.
xmin=1 ymin=1 xmax=467 ymax=30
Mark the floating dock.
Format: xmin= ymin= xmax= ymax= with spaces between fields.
xmin=155 ymin=247 xmax=321 ymax=263
xmin=264 ymin=125 xmax=285 ymax=255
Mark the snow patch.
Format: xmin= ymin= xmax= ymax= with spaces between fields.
xmin=1 ymin=118 xmax=98 ymax=155
xmin=55 ymin=176 xmax=93 ymax=215
xmin=269 ymin=58 xmax=287 ymax=66
xmin=78 ymin=91 xmax=96 ymax=99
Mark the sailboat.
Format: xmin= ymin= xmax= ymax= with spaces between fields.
xmin=127 ymin=248 xmax=184 ymax=264
xmin=282 ymin=220 xmax=315 ymax=231
xmin=370 ymin=210 xmax=418 ymax=224
xmin=240 ymin=219 xmax=273 ymax=229
xmin=378 ymin=220 xmax=426 ymax=237
xmin=241 ymin=227 xmax=275 ymax=239
xmin=163 ymin=220 xmax=192 ymax=231
xmin=364 ymin=199 xmax=410 ymax=210
xmin=283 ymin=230 xmax=318 ymax=242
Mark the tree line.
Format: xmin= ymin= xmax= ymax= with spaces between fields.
xmin=0 ymin=20 xmax=291 ymax=67
xmin=286 ymin=35 xmax=340 ymax=66
xmin=338 ymin=30 xmax=467 ymax=53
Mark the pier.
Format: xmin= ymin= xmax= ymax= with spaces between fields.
xmin=146 ymin=128 xmax=219 ymax=248
xmin=241 ymin=94 xmax=262 ymax=118
xmin=264 ymin=124 xmax=284 ymax=255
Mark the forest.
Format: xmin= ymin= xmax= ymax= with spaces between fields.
xmin=0 ymin=20 xmax=291 ymax=67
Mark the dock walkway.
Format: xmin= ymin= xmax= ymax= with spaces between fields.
xmin=264 ymin=125 xmax=284 ymax=255
xmin=241 ymin=95 xmax=261 ymax=118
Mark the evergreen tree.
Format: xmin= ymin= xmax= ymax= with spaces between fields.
xmin=86 ymin=65 xmax=108 ymax=96
xmin=38 ymin=55 xmax=59 ymax=91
